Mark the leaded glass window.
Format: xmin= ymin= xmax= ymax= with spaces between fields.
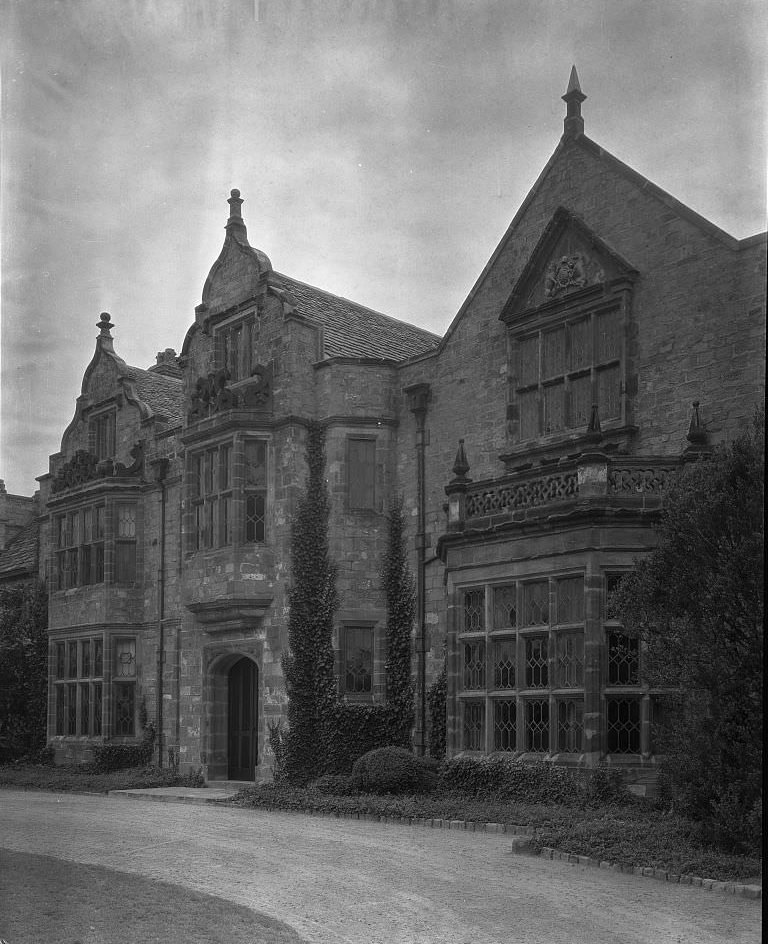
xmin=463 ymin=589 xmax=485 ymax=632
xmin=523 ymin=582 xmax=548 ymax=626
xmin=342 ymin=626 xmax=373 ymax=697
xmin=115 ymin=503 xmax=137 ymax=584
xmin=492 ymin=585 xmax=516 ymax=628
xmin=513 ymin=308 xmax=624 ymax=441
xmin=556 ymin=577 xmax=584 ymax=624
xmin=494 ymin=699 xmax=516 ymax=751
xmin=606 ymin=697 xmax=640 ymax=753
xmin=218 ymin=316 xmax=256 ymax=382
xmin=463 ymin=701 xmax=485 ymax=751
xmin=113 ymin=682 xmax=136 ymax=736
xmin=608 ymin=631 xmax=639 ymax=685
xmin=90 ymin=411 xmax=116 ymax=460
xmin=54 ymin=638 xmax=105 ymax=738
xmin=525 ymin=636 xmax=548 ymax=688
xmin=115 ymin=639 xmax=136 ymax=678
xmin=54 ymin=504 xmax=102 ymax=590
xmin=557 ymin=699 xmax=583 ymax=752
xmin=463 ymin=640 xmax=486 ymax=690
xmin=244 ymin=440 xmax=267 ymax=543
xmin=525 ymin=700 xmax=549 ymax=752
xmin=492 ymin=638 xmax=516 ymax=689
xmin=555 ymin=632 xmax=584 ymax=688
xmin=192 ymin=444 xmax=236 ymax=549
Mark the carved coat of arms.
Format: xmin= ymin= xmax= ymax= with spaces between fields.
xmin=544 ymin=254 xmax=587 ymax=297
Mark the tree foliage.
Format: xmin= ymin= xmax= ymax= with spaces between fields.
xmin=0 ymin=581 xmax=49 ymax=761
xmin=282 ymin=422 xmax=339 ymax=784
xmin=383 ymin=498 xmax=415 ymax=747
xmin=612 ymin=417 xmax=763 ymax=850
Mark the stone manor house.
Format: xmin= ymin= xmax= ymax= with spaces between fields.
xmin=2 ymin=72 xmax=765 ymax=787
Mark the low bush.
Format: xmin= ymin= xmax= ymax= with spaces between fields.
xmin=91 ymin=725 xmax=155 ymax=773
xmin=350 ymin=746 xmax=437 ymax=795
xmin=438 ymin=756 xmax=630 ymax=807
xmin=309 ymin=774 xmax=358 ymax=796
xmin=322 ymin=703 xmax=395 ymax=775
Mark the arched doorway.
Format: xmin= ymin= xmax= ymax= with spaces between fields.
xmin=228 ymin=657 xmax=258 ymax=780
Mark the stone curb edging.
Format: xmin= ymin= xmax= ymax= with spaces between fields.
xmin=537 ymin=846 xmax=762 ymax=900
xmin=108 ymin=791 xmax=762 ymax=900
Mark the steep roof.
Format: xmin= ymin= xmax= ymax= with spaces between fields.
xmin=272 ymin=272 xmax=441 ymax=361
xmin=124 ymin=366 xmax=183 ymax=425
xmin=0 ymin=522 xmax=39 ymax=580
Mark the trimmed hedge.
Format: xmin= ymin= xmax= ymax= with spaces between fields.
xmin=351 ymin=746 xmax=438 ymax=795
xmin=91 ymin=725 xmax=155 ymax=773
xmin=439 ymin=755 xmax=630 ymax=806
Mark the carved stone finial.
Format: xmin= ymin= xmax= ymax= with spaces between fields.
xmin=686 ymin=401 xmax=708 ymax=446
xmin=225 ymin=188 xmax=248 ymax=243
xmin=97 ymin=312 xmax=114 ymax=338
xmin=562 ymin=65 xmax=586 ymax=138
xmin=586 ymin=403 xmax=603 ymax=443
xmin=452 ymin=439 xmax=471 ymax=482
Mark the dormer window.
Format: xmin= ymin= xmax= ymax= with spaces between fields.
xmin=90 ymin=410 xmax=116 ymax=460
xmin=217 ymin=312 xmax=257 ymax=382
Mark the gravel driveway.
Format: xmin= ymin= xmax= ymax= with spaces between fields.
xmin=0 ymin=790 xmax=760 ymax=944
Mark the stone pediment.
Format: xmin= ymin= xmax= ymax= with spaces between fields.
xmin=501 ymin=208 xmax=637 ymax=321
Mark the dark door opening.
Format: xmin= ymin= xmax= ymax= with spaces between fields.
xmin=228 ymin=657 xmax=257 ymax=780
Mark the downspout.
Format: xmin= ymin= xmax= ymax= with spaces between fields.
xmin=404 ymin=383 xmax=431 ymax=756
xmin=152 ymin=458 xmax=169 ymax=766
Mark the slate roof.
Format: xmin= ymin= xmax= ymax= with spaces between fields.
xmin=272 ymin=272 xmax=441 ymax=361
xmin=0 ymin=522 xmax=39 ymax=580
xmin=124 ymin=367 xmax=184 ymax=424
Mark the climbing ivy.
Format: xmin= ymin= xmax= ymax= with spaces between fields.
xmin=282 ymin=421 xmax=339 ymax=785
xmin=282 ymin=433 xmax=419 ymax=783
xmin=383 ymin=498 xmax=415 ymax=748
xmin=427 ymin=663 xmax=447 ymax=761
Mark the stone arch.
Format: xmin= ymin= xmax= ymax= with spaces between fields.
xmin=203 ymin=647 xmax=262 ymax=781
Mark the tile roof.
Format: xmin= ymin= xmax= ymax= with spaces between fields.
xmin=124 ymin=367 xmax=184 ymax=424
xmin=0 ymin=522 xmax=39 ymax=579
xmin=272 ymin=272 xmax=441 ymax=361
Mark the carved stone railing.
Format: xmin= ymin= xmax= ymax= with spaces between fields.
xmin=465 ymin=469 xmax=578 ymax=519
xmin=607 ymin=465 xmax=678 ymax=495
xmin=447 ymin=455 xmax=683 ymax=531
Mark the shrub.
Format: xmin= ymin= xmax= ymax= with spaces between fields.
xmin=91 ymin=724 xmax=155 ymax=773
xmin=585 ymin=765 xmax=630 ymax=805
xmin=351 ymin=746 xmax=437 ymax=794
xmin=438 ymin=756 xmax=631 ymax=807
xmin=309 ymin=774 xmax=358 ymax=796
xmin=323 ymin=703 xmax=394 ymax=774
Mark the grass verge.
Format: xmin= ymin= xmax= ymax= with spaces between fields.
xmin=0 ymin=762 xmax=204 ymax=793
xmin=228 ymin=784 xmax=762 ymax=884
xmin=0 ymin=849 xmax=303 ymax=944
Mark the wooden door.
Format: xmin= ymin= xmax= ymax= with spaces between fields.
xmin=228 ymin=657 xmax=257 ymax=780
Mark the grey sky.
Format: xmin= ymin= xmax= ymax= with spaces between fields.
xmin=1 ymin=0 xmax=766 ymax=495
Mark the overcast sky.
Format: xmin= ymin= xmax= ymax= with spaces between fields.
xmin=1 ymin=0 xmax=766 ymax=495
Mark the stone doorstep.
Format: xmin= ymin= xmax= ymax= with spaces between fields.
xmin=105 ymin=790 xmax=762 ymax=900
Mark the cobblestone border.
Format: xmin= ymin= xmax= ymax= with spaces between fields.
xmin=112 ymin=791 xmax=762 ymax=900
xmin=537 ymin=846 xmax=761 ymax=900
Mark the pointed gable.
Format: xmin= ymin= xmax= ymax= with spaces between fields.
xmin=502 ymin=208 xmax=638 ymax=321
xmin=199 ymin=189 xmax=272 ymax=320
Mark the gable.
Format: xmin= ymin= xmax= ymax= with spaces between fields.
xmin=502 ymin=208 xmax=638 ymax=320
